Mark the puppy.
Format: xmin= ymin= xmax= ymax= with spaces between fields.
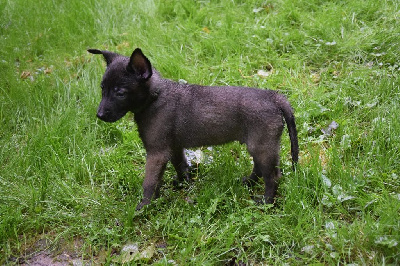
xmin=88 ymin=48 xmax=298 ymax=210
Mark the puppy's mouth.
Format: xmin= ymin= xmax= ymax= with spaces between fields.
xmin=96 ymin=111 xmax=125 ymax=123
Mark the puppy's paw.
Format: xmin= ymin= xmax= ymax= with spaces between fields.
xmin=172 ymin=177 xmax=184 ymax=189
xmin=251 ymin=195 xmax=275 ymax=206
xmin=242 ymin=176 xmax=258 ymax=188
xmin=135 ymin=199 xmax=151 ymax=211
xmin=172 ymin=172 xmax=192 ymax=189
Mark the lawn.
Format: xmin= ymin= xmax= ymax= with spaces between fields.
xmin=1 ymin=0 xmax=399 ymax=264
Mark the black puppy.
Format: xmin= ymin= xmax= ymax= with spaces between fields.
xmin=88 ymin=48 xmax=298 ymax=210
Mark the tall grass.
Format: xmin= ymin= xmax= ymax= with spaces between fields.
xmin=1 ymin=0 xmax=399 ymax=264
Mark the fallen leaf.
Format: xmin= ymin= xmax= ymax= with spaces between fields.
xmin=253 ymin=4 xmax=273 ymax=13
xmin=365 ymin=100 xmax=378 ymax=108
xmin=185 ymin=197 xmax=195 ymax=204
xmin=253 ymin=7 xmax=264 ymax=13
xmin=301 ymin=245 xmax=315 ymax=254
xmin=321 ymin=173 xmax=332 ymax=188
xmin=325 ymin=41 xmax=337 ymax=46
xmin=257 ymin=69 xmax=271 ymax=78
xmin=330 ymin=252 xmax=339 ymax=258
xmin=185 ymin=149 xmax=213 ymax=166
xmin=340 ymin=134 xmax=351 ymax=148
xmin=375 ymin=236 xmax=398 ymax=248
xmin=117 ymin=41 xmax=130 ymax=50
xmin=179 ymin=79 xmax=188 ymax=84
xmin=311 ymin=73 xmax=320 ymax=83
xmin=119 ymin=244 xmax=139 ymax=263
xmin=20 ymin=71 xmax=31 ymax=79
xmin=325 ymin=221 xmax=335 ymax=230
xmin=202 ymin=27 xmax=210 ymax=34
xmin=332 ymin=70 xmax=340 ymax=78
xmin=139 ymin=243 xmax=156 ymax=262
xmin=321 ymin=121 xmax=339 ymax=136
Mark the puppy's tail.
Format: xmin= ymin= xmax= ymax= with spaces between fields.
xmin=275 ymin=93 xmax=299 ymax=169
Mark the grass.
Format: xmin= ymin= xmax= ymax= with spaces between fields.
xmin=1 ymin=0 xmax=399 ymax=264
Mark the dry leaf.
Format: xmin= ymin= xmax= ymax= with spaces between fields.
xmin=117 ymin=41 xmax=130 ymax=50
xmin=118 ymin=244 xmax=139 ymax=263
xmin=311 ymin=73 xmax=321 ymax=83
xmin=139 ymin=243 xmax=156 ymax=261
xmin=202 ymin=27 xmax=210 ymax=34
xmin=20 ymin=71 xmax=31 ymax=79
xmin=257 ymin=69 xmax=271 ymax=78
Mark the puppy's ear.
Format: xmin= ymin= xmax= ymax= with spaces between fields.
xmin=127 ymin=48 xmax=152 ymax=81
xmin=87 ymin=49 xmax=119 ymax=66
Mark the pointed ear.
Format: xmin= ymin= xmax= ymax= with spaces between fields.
xmin=87 ymin=49 xmax=119 ymax=66
xmin=127 ymin=48 xmax=152 ymax=81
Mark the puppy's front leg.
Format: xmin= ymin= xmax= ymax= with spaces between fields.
xmin=171 ymin=149 xmax=191 ymax=188
xmin=136 ymin=153 xmax=168 ymax=210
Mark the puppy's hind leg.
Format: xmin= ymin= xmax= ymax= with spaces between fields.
xmin=248 ymin=142 xmax=281 ymax=204
xmin=242 ymin=162 xmax=262 ymax=188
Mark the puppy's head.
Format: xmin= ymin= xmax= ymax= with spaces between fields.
xmin=88 ymin=48 xmax=153 ymax=122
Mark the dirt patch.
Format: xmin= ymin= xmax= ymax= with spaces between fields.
xmin=8 ymin=235 xmax=170 ymax=265
xmin=21 ymin=251 xmax=85 ymax=266
xmin=8 ymin=235 xmax=90 ymax=265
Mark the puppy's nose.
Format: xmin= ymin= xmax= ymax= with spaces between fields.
xmin=97 ymin=111 xmax=107 ymax=120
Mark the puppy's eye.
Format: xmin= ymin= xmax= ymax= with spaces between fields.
xmin=114 ymin=88 xmax=126 ymax=98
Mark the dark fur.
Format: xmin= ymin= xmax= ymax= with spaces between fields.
xmin=88 ymin=48 xmax=299 ymax=210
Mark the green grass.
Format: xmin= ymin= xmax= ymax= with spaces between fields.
xmin=1 ymin=0 xmax=399 ymax=264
